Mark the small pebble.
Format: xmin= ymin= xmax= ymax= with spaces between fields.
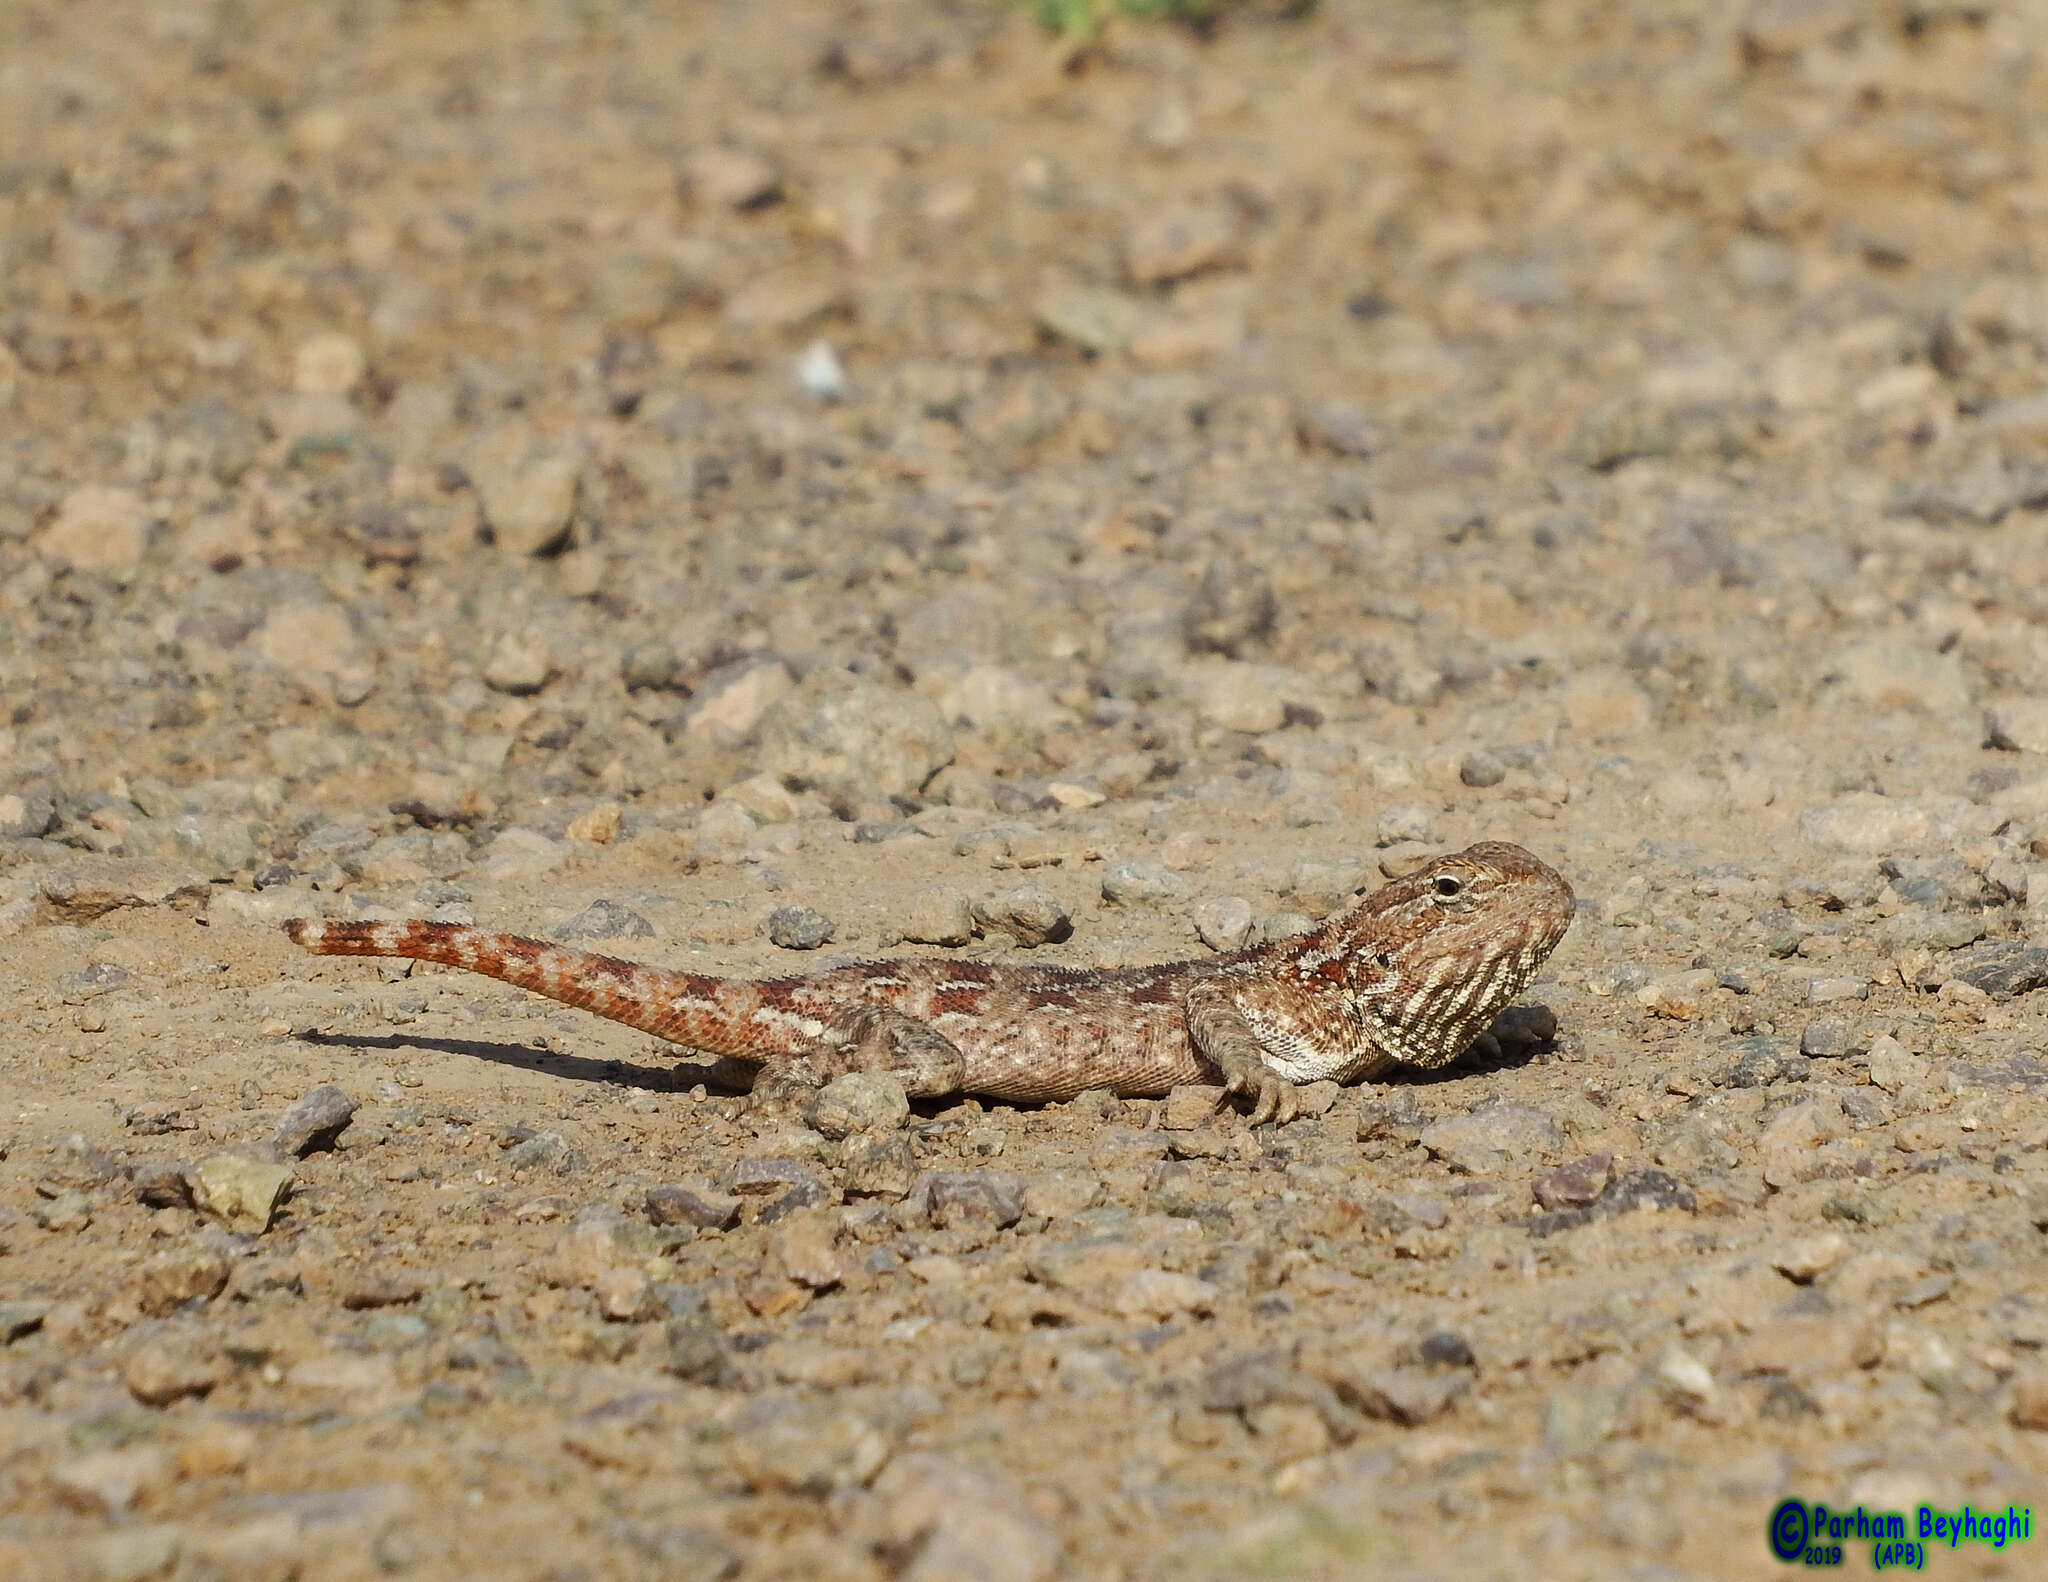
xmin=1192 ymin=895 xmax=1254 ymax=952
xmin=1101 ymin=859 xmax=1189 ymax=906
xmin=805 ymin=1072 xmax=910 ymax=1139
xmin=34 ymin=1189 xmax=93 ymax=1233
xmin=189 ymin=1155 xmax=293 ymax=1233
xmin=1459 ymin=749 xmax=1507 ymax=788
xmin=270 ymin=1084 xmax=357 ymax=1158
xmin=1798 ymin=1019 xmax=1853 ymax=1059
xmin=2011 ymin=1374 xmax=2048 ymax=1431
xmin=797 ymin=339 xmax=848 ymax=401
xmin=1533 ymin=1152 xmax=1611 ymax=1210
xmin=971 ymin=884 xmax=1072 ymax=947
xmin=565 ymin=802 xmax=623 ymax=844
xmin=758 ymin=671 xmax=954 ymax=802
xmin=483 ymin=630 xmax=555 ymax=695
xmin=681 ymin=143 xmax=781 ymax=208
xmin=894 ymin=886 xmax=974 ymax=946
xmin=1772 ymin=1232 xmax=1850 ymax=1284
xmin=766 ymin=906 xmax=836 ymax=950
xmin=646 ymin=1180 xmax=743 ymax=1231
xmin=547 ymin=899 xmax=654 ymax=941
xmin=123 ymin=1337 xmax=224 ymax=1406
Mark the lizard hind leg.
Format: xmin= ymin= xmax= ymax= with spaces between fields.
xmin=818 ymin=1004 xmax=966 ymax=1098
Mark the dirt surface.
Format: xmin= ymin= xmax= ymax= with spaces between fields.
xmin=6 ymin=0 xmax=2048 ymax=1577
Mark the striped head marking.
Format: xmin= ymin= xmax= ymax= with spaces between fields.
xmin=1293 ymin=842 xmax=1576 ymax=1069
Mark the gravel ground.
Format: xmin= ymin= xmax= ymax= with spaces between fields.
xmin=5 ymin=1 xmax=2048 ymax=1577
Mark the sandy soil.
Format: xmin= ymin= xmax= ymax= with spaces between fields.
xmin=5 ymin=1 xmax=2048 ymax=1577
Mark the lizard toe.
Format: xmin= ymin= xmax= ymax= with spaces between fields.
xmin=1249 ymin=1073 xmax=1303 ymax=1127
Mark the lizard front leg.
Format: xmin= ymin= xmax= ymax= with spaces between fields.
xmin=1183 ymin=980 xmax=1302 ymax=1126
xmin=812 ymin=1003 xmax=966 ymax=1098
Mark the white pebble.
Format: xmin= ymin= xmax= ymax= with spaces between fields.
xmin=797 ymin=339 xmax=848 ymax=401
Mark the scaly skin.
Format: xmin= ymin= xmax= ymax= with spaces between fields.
xmin=284 ymin=841 xmax=1575 ymax=1123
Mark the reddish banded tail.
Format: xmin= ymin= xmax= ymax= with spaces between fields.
xmin=279 ymin=916 xmax=798 ymax=1059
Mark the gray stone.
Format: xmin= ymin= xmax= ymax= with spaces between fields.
xmin=1879 ymin=910 xmax=1985 ymax=951
xmin=1296 ymin=399 xmax=1380 ymax=457
xmin=1489 ymin=1003 xmax=1558 ymax=1052
xmin=1824 ymin=640 xmax=1970 ymax=713
xmin=64 ymin=962 xmax=135 ymax=1002
xmin=662 ymin=1316 xmax=741 ymax=1388
xmin=1375 ymin=804 xmax=1435 ymax=846
xmin=1987 ymin=697 xmax=2048 ymax=755
xmin=34 ymin=1188 xmax=93 ymax=1231
xmin=49 ymin=1446 xmax=172 ymax=1515
xmin=1124 ymin=198 xmax=1244 ymax=286
xmin=1189 ymin=660 xmax=1290 ymax=734
xmin=1345 ymin=1366 xmax=1469 ymax=1425
xmin=686 ymin=660 xmax=795 ymax=746
xmin=894 ymin=886 xmax=975 ymax=947
xmin=1459 ymin=749 xmax=1507 ymax=788
xmin=1798 ymin=1019 xmax=1854 ymax=1059
xmin=1938 ymin=941 xmax=2048 ymax=999
xmin=501 ymin=1130 xmax=575 ymax=1173
xmin=758 ymin=671 xmax=954 ymax=800
xmin=873 ymin=1452 xmax=1061 ymax=1582
xmin=1284 ymin=853 xmax=1369 ymax=916
xmin=483 ymin=629 xmax=554 ymax=695
xmin=1100 ymin=859 xmax=1189 ymax=906
xmin=971 ymin=884 xmax=1072 ymax=947
xmin=1725 ymin=1038 xmax=1805 ymax=1087
xmin=40 ymin=857 xmax=211 ymax=921
xmin=920 ymin=1170 xmax=1027 ymax=1231
xmin=1797 ymin=794 xmax=1994 ymax=855
xmin=1533 ymin=1152 xmax=1612 ymax=1210
xmin=271 ymin=1084 xmax=357 ymax=1157
xmin=83 ymin=1524 xmax=183 ymax=1582
xmin=546 ymin=899 xmax=654 ymax=941
xmin=722 ymin=1400 xmax=893 ymax=1494
xmin=341 ymin=1272 xmax=423 ymax=1310
xmin=122 ymin=1336 xmax=223 ymax=1406
xmin=620 ymin=638 xmax=685 ymax=692
xmin=1192 ymin=894 xmax=1254 ymax=952
xmin=842 ymin=1135 xmax=920 ymax=1200
xmin=646 ymin=1180 xmax=743 ymax=1231
xmin=1034 ymin=285 xmax=1144 ymax=353
xmin=1867 ymin=1035 xmax=1932 ymax=1093
xmin=681 ymin=143 xmax=782 ymax=209
xmin=131 ymin=1246 xmax=231 ymax=1315
xmin=468 ymin=422 xmax=579 ymax=556
xmin=766 ymin=906 xmax=835 ymax=950
xmin=0 ymin=790 xmax=56 ymax=839
xmin=1529 ymin=1169 xmax=1696 ymax=1236
xmin=1420 ymin=1104 xmax=1563 ymax=1175
xmin=724 ymin=1158 xmax=828 ymax=1224
xmin=806 ymin=1072 xmax=910 ymax=1139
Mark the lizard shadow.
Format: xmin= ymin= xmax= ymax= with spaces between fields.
xmin=298 ymin=1031 xmax=752 ymax=1094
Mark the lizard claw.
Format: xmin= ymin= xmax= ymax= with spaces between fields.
xmin=1221 ymin=1063 xmax=1302 ymax=1127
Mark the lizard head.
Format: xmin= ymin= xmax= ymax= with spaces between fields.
xmin=1304 ymin=841 xmax=1576 ymax=1069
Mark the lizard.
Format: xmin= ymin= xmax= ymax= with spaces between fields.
xmin=282 ymin=840 xmax=1574 ymax=1125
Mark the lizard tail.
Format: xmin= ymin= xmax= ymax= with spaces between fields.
xmin=282 ymin=918 xmax=794 ymax=1060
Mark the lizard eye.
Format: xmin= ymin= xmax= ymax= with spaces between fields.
xmin=1432 ymin=875 xmax=1464 ymax=899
